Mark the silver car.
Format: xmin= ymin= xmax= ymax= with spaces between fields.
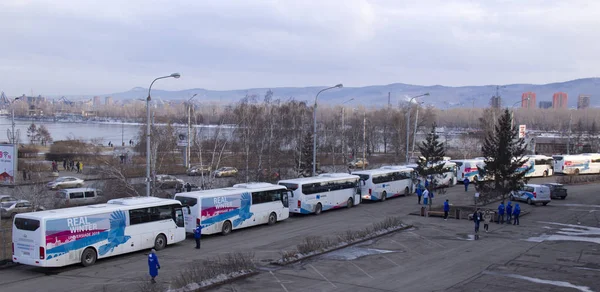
xmin=1 ymin=200 xmax=44 ymax=219
xmin=46 ymin=176 xmax=85 ymax=190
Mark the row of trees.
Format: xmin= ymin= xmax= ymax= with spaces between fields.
xmin=26 ymin=123 xmax=52 ymax=145
xmin=418 ymin=109 xmax=530 ymax=205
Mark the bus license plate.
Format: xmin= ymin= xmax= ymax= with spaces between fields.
xmin=23 ymin=252 xmax=30 ymax=255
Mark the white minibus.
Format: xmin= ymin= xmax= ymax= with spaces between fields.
xmin=12 ymin=197 xmax=186 ymax=267
xmin=278 ymin=173 xmax=360 ymax=215
xmin=174 ymin=183 xmax=290 ymax=235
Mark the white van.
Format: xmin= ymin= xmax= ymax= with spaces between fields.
xmin=509 ymin=184 xmax=551 ymax=206
xmin=54 ymin=188 xmax=104 ymax=208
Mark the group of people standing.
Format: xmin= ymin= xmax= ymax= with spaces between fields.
xmin=415 ymin=179 xmax=434 ymax=205
xmin=62 ymin=159 xmax=83 ymax=173
xmin=471 ymin=201 xmax=521 ymax=239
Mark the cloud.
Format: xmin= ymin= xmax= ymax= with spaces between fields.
xmin=0 ymin=0 xmax=598 ymax=95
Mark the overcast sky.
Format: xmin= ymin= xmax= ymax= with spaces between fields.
xmin=1 ymin=0 xmax=598 ymax=95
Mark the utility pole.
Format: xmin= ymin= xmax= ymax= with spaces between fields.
xmin=363 ymin=111 xmax=366 ymax=170
xmin=567 ymin=112 xmax=572 ymax=154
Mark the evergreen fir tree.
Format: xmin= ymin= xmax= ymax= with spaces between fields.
xmin=297 ymin=130 xmax=316 ymax=175
xmin=416 ymin=123 xmax=446 ymax=188
xmin=478 ymin=109 xmax=530 ymax=201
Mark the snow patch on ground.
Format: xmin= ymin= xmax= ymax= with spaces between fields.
xmin=320 ymin=246 xmax=394 ymax=261
xmin=483 ymin=271 xmax=594 ymax=292
xmin=527 ymin=222 xmax=600 ymax=245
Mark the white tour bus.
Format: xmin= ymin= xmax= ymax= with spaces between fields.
xmin=553 ymin=153 xmax=600 ymax=175
xmin=174 ymin=183 xmax=290 ymax=235
xmin=278 ymin=173 xmax=360 ymax=215
xmin=401 ymin=162 xmax=458 ymax=187
xmin=352 ymin=167 xmax=414 ymax=201
xmin=12 ymin=197 xmax=186 ymax=268
xmin=451 ymin=159 xmax=488 ymax=182
xmin=517 ymin=155 xmax=554 ymax=177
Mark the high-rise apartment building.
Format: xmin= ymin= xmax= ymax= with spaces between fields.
xmin=577 ymin=94 xmax=591 ymax=110
xmin=538 ymin=101 xmax=552 ymax=109
xmin=490 ymin=96 xmax=502 ymax=108
xmin=552 ymin=92 xmax=568 ymax=109
xmin=93 ymin=96 xmax=102 ymax=106
xmin=521 ymin=92 xmax=536 ymax=108
xmin=105 ymin=96 xmax=113 ymax=106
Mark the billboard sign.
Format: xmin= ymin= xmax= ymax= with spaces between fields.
xmin=518 ymin=125 xmax=526 ymax=139
xmin=176 ymin=130 xmax=188 ymax=147
xmin=0 ymin=144 xmax=17 ymax=185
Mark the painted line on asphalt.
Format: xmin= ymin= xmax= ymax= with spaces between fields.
xmin=408 ymin=231 xmax=445 ymax=248
xmin=382 ymin=255 xmax=400 ymax=267
xmin=270 ymin=270 xmax=290 ymax=292
xmin=308 ymin=264 xmax=337 ymax=288
xmin=351 ymin=262 xmax=373 ymax=279
xmin=390 ymin=239 xmax=423 ymax=256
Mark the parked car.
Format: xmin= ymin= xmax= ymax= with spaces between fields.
xmin=154 ymin=175 xmax=184 ymax=189
xmin=186 ymin=165 xmax=212 ymax=176
xmin=543 ymin=183 xmax=568 ymax=200
xmin=1 ymin=200 xmax=44 ymax=219
xmin=509 ymin=184 xmax=551 ymax=206
xmin=348 ymin=158 xmax=369 ymax=168
xmin=0 ymin=195 xmax=18 ymax=203
xmin=54 ymin=188 xmax=104 ymax=208
xmin=214 ymin=167 xmax=238 ymax=178
xmin=46 ymin=176 xmax=85 ymax=190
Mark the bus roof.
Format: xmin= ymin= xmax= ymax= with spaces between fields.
xmin=15 ymin=197 xmax=181 ymax=220
xmin=175 ymin=183 xmax=286 ymax=199
xmin=379 ymin=165 xmax=415 ymax=170
xmin=525 ymin=155 xmax=553 ymax=159
xmin=352 ymin=168 xmax=412 ymax=176
xmin=278 ymin=173 xmax=359 ymax=184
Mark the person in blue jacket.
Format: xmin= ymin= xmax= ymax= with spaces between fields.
xmin=473 ymin=209 xmax=482 ymax=240
xmin=148 ymin=249 xmax=160 ymax=284
xmin=497 ymin=202 xmax=505 ymax=224
xmin=443 ymin=199 xmax=450 ymax=220
xmin=506 ymin=201 xmax=513 ymax=223
xmin=513 ymin=204 xmax=521 ymax=225
xmin=463 ymin=177 xmax=470 ymax=192
xmin=416 ymin=180 xmax=423 ymax=204
xmin=194 ymin=224 xmax=202 ymax=249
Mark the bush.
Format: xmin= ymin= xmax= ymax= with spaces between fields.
xmin=279 ymin=216 xmax=405 ymax=264
xmin=169 ymin=252 xmax=255 ymax=291
xmin=556 ymin=175 xmax=600 ymax=185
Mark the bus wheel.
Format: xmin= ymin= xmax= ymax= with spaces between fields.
xmin=347 ymin=198 xmax=353 ymax=209
xmin=381 ymin=191 xmax=387 ymax=202
xmin=543 ymin=171 xmax=548 ymax=177
xmin=221 ymin=220 xmax=232 ymax=235
xmin=575 ymin=169 xmax=580 ymax=175
xmin=154 ymin=234 xmax=167 ymax=250
xmin=404 ymin=187 xmax=409 ymax=196
xmin=268 ymin=213 xmax=277 ymax=225
xmin=314 ymin=203 xmax=322 ymax=215
xmin=81 ymin=248 xmax=97 ymax=267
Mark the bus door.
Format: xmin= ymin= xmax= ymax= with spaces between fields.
xmin=282 ymin=191 xmax=290 ymax=208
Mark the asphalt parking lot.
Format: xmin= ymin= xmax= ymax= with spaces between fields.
xmin=212 ymin=185 xmax=600 ymax=292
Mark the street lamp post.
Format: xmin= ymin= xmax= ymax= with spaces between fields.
xmin=405 ymin=93 xmax=429 ymax=163
xmin=411 ymin=101 xmax=425 ymax=160
xmin=186 ymin=93 xmax=198 ymax=168
xmin=146 ymin=73 xmax=180 ymax=197
xmin=340 ymin=98 xmax=354 ymax=169
xmin=10 ymin=97 xmax=20 ymax=144
xmin=510 ymin=98 xmax=527 ymax=129
xmin=313 ymin=84 xmax=343 ymax=177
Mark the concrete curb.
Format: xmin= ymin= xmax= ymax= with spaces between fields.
xmin=271 ymin=224 xmax=413 ymax=266
xmin=192 ymin=270 xmax=259 ymax=291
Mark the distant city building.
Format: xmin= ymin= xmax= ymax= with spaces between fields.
xmin=24 ymin=94 xmax=45 ymax=104
xmin=577 ymin=94 xmax=591 ymax=109
xmin=93 ymin=96 xmax=102 ymax=106
xmin=105 ymin=96 xmax=113 ymax=106
xmin=490 ymin=96 xmax=502 ymax=108
xmin=521 ymin=92 xmax=536 ymax=108
xmin=552 ymin=92 xmax=568 ymax=109
xmin=538 ymin=101 xmax=552 ymax=109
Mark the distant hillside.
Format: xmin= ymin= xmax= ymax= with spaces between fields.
xmin=75 ymin=78 xmax=600 ymax=108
